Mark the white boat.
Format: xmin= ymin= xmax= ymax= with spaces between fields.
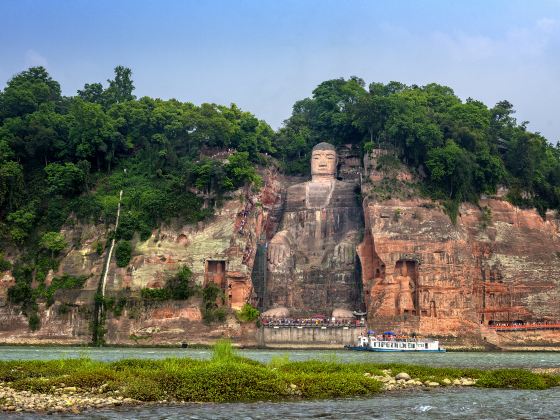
xmin=345 ymin=332 xmax=445 ymax=352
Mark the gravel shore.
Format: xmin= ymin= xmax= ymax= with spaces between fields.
xmin=0 ymin=383 xmax=138 ymax=414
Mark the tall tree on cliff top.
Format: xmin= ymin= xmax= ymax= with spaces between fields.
xmin=105 ymin=66 xmax=136 ymax=105
xmin=77 ymin=66 xmax=135 ymax=108
xmin=0 ymin=67 xmax=61 ymax=118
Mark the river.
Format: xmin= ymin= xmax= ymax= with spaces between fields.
xmin=1 ymin=347 xmax=559 ymax=419
xmin=1 ymin=346 xmax=559 ymax=369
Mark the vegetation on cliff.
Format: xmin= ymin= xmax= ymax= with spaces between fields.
xmin=277 ymin=78 xmax=560 ymax=219
xmin=0 ymin=66 xmax=269 ymax=326
xmin=2 ymin=67 xmax=560 ymax=327
xmin=0 ymin=341 xmax=557 ymax=411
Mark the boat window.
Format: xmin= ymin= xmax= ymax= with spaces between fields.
xmin=408 ymin=343 xmax=413 ymax=348
xmin=425 ymin=343 xmax=428 ymax=349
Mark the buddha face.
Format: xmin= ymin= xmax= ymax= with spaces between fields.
xmin=311 ymin=149 xmax=337 ymax=178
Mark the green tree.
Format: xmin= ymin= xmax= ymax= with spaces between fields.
xmin=426 ymin=140 xmax=475 ymax=201
xmin=0 ymin=160 xmax=24 ymax=212
xmin=115 ymin=241 xmax=132 ymax=267
xmin=77 ymin=82 xmax=105 ymax=105
xmin=39 ymin=231 xmax=67 ymax=258
xmin=236 ymin=303 xmax=260 ymax=322
xmin=0 ymin=67 xmax=61 ymax=118
xmin=105 ymin=66 xmax=136 ymax=105
xmin=166 ymin=265 xmax=194 ymax=299
xmin=225 ymin=152 xmax=262 ymax=188
xmin=6 ymin=208 xmax=36 ymax=244
xmin=44 ymin=162 xmax=85 ymax=196
xmin=67 ymin=98 xmax=119 ymax=170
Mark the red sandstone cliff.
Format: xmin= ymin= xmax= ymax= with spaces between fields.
xmin=358 ymin=151 xmax=560 ymax=348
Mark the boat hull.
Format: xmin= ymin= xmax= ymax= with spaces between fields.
xmin=345 ymin=345 xmax=446 ymax=353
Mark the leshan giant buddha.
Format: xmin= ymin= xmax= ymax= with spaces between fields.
xmin=264 ymin=142 xmax=364 ymax=318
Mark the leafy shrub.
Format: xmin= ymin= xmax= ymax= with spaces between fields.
xmin=166 ymin=265 xmax=194 ymax=300
xmin=139 ymin=265 xmax=195 ymax=303
xmin=201 ymin=282 xmax=226 ymax=323
xmin=479 ymin=206 xmax=492 ymax=230
xmin=11 ymin=377 xmax=52 ymax=393
xmin=0 ymin=254 xmax=12 ymax=272
xmin=112 ymin=297 xmax=127 ymax=317
xmin=235 ymin=303 xmax=260 ymax=323
xmin=140 ymin=288 xmax=171 ymax=301
xmin=8 ymin=282 xmax=33 ymax=305
xmin=115 ymin=211 xmax=139 ymax=240
xmin=285 ymin=371 xmax=382 ymax=399
xmin=57 ymin=303 xmax=71 ymax=315
xmin=115 ymin=241 xmax=132 ymax=267
xmin=124 ymin=377 xmax=164 ymax=401
xmin=174 ymin=363 xmax=289 ymax=402
xmin=28 ymin=312 xmax=41 ymax=331
xmin=202 ymin=282 xmax=222 ymax=304
xmin=60 ymin=369 xmax=119 ymax=388
xmin=95 ymin=241 xmax=104 ymax=255
xmin=38 ymin=274 xmax=88 ymax=307
xmin=39 ymin=231 xmax=67 ymax=257
xmin=34 ymin=256 xmax=59 ymax=283
xmin=476 ymin=369 xmax=551 ymax=390
xmin=443 ymin=199 xmax=460 ymax=224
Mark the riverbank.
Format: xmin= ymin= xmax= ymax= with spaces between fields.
xmin=0 ymin=341 xmax=558 ymax=414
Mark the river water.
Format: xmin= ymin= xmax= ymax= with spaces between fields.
xmin=1 ymin=347 xmax=559 ymax=419
xmin=1 ymin=346 xmax=560 ymax=369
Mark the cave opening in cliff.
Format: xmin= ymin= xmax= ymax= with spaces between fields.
xmin=205 ymin=260 xmax=227 ymax=289
xmin=395 ymin=259 xmax=419 ymax=316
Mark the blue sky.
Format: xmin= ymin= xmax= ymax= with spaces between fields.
xmin=1 ymin=0 xmax=559 ymax=142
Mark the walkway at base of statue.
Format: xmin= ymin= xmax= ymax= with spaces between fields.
xmin=261 ymin=316 xmax=365 ymax=328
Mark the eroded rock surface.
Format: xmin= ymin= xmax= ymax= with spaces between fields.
xmin=357 ymin=152 xmax=560 ymax=346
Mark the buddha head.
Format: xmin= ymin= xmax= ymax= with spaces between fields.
xmin=311 ymin=142 xmax=337 ymax=180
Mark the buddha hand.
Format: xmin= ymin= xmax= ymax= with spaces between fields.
xmin=268 ymin=231 xmax=292 ymax=266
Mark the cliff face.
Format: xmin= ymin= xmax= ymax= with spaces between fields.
xmin=1 ymin=147 xmax=559 ymax=348
xmin=358 ymin=152 xmax=560 ymax=347
xmin=0 ymin=168 xmax=283 ymax=345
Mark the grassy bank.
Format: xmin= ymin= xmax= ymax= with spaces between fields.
xmin=0 ymin=341 xmax=558 ymax=408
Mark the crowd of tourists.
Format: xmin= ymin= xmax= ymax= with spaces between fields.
xmin=260 ymin=316 xmax=365 ymax=328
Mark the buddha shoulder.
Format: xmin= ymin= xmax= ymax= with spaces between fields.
xmin=329 ymin=180 xmax=359 ymax=207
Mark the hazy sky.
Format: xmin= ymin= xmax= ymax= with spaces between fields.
xmin=1 ymin=0 xmax=559 ymax=143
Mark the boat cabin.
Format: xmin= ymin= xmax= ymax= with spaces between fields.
xmin=357 ymin=335 xmax=441 ymax=351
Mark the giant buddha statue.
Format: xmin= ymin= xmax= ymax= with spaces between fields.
xmin=264 ymin=142 xmax=363 ymax=317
